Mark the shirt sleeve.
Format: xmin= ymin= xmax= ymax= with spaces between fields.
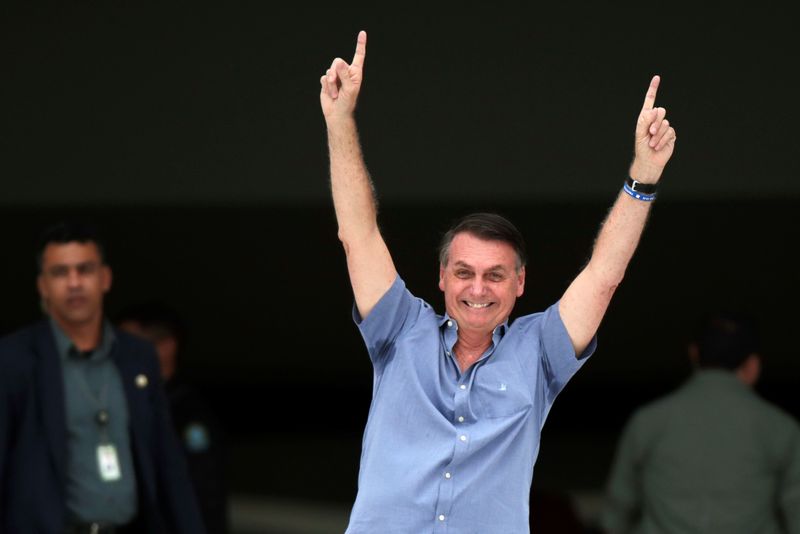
xmin=353 ymin=275 xmax=423 ymax=369
xmin=538 ymin=301 xmax=596 ymax=404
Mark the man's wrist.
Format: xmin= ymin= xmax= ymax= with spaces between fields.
xmin=628 ymin=160 xmax=663 ymax=185
xmin=325 ymin=115 xmax=359 ymax=138
xmin=325 ymin=112 xmax=357 ymax=129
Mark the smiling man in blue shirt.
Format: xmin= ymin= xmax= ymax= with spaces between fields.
xmin=319 ymin=32 xmax=677 ymax=533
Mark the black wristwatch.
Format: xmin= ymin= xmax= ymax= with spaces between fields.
xmin=625 ymin=176 xmax=658 ymax=195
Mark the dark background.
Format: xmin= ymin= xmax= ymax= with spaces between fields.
xmin=2 ymin=0 xmax=798 ymax=515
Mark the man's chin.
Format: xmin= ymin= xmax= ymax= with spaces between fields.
xmin=51 ymin=310 xmax=98 ymax=328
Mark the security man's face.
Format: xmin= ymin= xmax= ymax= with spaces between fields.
xmin=37 ymin=242 xmax=112 ymax=330
xmin=438 ymin=232 xmax=525 ymax=336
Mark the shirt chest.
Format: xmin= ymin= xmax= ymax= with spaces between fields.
xmin=375 ymin=325 xmax=535 ymax=428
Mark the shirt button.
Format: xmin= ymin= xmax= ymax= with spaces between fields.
xmin=446 ymin=320 xmax=453 ymax=328
xmin=438 ymin=514 xmax=446 ymax=521
xmin=460 ymin=435 xmax=467 ymax=442
xmin=445 ymin=472 xmax=452 ymax=479
xmin=458 ymin=416 xmax=465 ymax=423
xmin=459 ymin=384 xmax=466 ymax=390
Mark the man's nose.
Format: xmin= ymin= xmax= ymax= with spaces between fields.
xmin=67 ymin=269 xmax=81 ymax=287
xmin=470 ymin=278 xmax=486 ymax=295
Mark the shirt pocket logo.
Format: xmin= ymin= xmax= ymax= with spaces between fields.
xmin=474 ymin=363 xmax=532 ymax=418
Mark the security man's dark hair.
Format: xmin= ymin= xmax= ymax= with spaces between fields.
xmin=114 ymin=300 xmax=187 ymax=348
xmin=438 ymin=212 xmax=527 ymax=270
xmin=693 ymin=312 xmax=760 ymax=370
xmin=36 ymin=221 xmax=107 ymax=273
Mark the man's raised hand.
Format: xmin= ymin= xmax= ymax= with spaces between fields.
xmin=320 ymin=31 xmax=367 ymax=122
xmin=632 ymin=75 xmax=677 ymax=181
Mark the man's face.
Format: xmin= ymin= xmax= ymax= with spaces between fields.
xmin=439 ymin=232 xmax=525 ymax=335
xmin=37 ymin=242 xmax=111 ymax=330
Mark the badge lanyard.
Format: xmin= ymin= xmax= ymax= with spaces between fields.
xmin=74 ymin=361 xmax=122 ymax=482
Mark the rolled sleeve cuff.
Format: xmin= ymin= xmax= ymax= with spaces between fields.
xmin=352 ymin=276 xmax=420 ymax=365
xmin=352 ymin=275 xmax=407 ymax=326
xmin=541 ymin=301 xmax=597 ymax=379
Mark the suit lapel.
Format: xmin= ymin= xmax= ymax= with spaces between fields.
xmin=112 ymin=337 xmax=157 ymax=500
xmin=112 ymin=338 xmax=146 ymax=455
xmin=33 ymin=321 xmax=68 ymax=487
xmin=111 ymin=339 xmax=138 ymax=424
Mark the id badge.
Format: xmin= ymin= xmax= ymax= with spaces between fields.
xmin=97 ymin=444 xmax=122 ymax=481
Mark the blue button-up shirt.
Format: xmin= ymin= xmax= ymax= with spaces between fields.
xmin=345 ymin=276 xmax=595 ymax=534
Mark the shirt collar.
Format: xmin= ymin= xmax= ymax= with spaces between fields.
xmin=439 ymin=312 xmax=509 ymax=359
xmin=50 ymin=318 xmax=116 ymax=362
xmin=438 ymin=313 xmax=509 ymax=335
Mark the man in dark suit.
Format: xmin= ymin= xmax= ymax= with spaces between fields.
xmin=0 ymin=221 xmax=206 ymax=534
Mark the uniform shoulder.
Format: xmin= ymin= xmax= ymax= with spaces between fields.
xmin=624 ymin=385 xmax=688 ymax=429
xmin=750 ymin=392 xmax=800 ymax=431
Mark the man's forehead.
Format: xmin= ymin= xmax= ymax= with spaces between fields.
xmin=448 ymin=233 xmax=517 ymax=265
xmin=42 ymin=242 xmax=103 ymax=264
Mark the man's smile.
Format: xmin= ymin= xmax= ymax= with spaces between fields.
xmin=463 ymin=301 xmax=493 ymax=309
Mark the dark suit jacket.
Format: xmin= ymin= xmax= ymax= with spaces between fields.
xmin=0 ymin=320 xmax=206 ymax=534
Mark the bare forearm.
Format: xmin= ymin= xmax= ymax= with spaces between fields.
xmin=588 ymin=161 xmax=662 ymax=283
xmin=559 ymin=163 xmax=663 ymax=354
xmin=327 ymin=117 xmax=379 ymax=243
xmin=588 ymin=197 xmax=647 ymax=286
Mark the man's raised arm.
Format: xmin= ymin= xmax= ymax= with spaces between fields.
xmin=320 ymin=31 xmax=396 ymax=319
xmin=559 ymin=75 xmax=677 ymax=355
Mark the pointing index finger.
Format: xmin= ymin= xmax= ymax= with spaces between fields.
xmin=351 ymin=30 xmax=367 ymax=69
xmin=641 ymin=75 xmax=661 ymax=111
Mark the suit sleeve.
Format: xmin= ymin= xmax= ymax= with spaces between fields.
xmin=0 ymin=355 xmax=8 ymax=533
xmin=146 ymin=347 xmax=208 ymax=534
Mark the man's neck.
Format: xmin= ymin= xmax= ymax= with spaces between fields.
xmin=53 ymin=316 xmax=104 ymax=352
xmin=453 ymin=329 xmax=493 ymax=372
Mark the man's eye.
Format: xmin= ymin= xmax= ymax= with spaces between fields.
xmin=49 ymin=267 xmax=68 ymax=277
xmin=78 ymin=263 xmax=98 ymax=275
xmin=455 ymin=270 xmax=471 ymax=278
xmin=487 ymin=273 xmax=504 ymax=282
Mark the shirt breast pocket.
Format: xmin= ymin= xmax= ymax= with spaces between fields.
xmin=474 ymin=361 xmax=532 ymax=418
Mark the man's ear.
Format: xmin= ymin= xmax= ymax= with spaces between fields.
xmin=737 ymin=354 xmax=761 ymax=387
